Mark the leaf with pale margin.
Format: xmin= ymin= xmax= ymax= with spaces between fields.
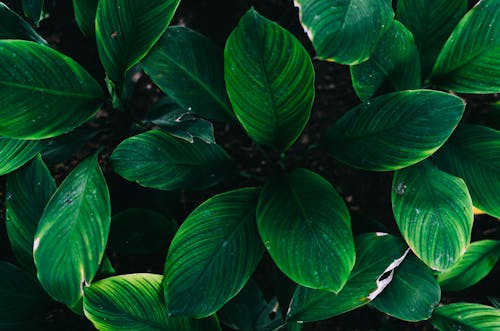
xmin=431 ymin=303 xmax=500 ymax=331
xmin=0 ymin=137 xmax=43 ymax=176
xmin=0 ymin=2 xmax=46 ymax=43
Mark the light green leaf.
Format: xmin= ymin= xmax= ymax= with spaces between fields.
xmin=257 ymin=168 xmax=354 ymax=292
xmin=0 ymin=2 xmax=46 ymax=43
xmin=34 ymin=154 xmax=111 ymax=306
xmin=437 ymin=240 xmax=500 ymax=291
xmin=142 ymin=26 xmax=232 ymax=122
xmin=325 ymin=90 xmax=465 ymax=171
xmin=294 ymin=0 xmax=393 ymax=64
xmin=431 ymin=303 xmax=500 ymax=331
xmin=0 ymin=137 xmax=43 ymax=176
xmin=5 ymin=155 xmax=56 ymax=273
xmin=21 ymin=0 xmax=44 ymax=26
xmin=431 ymin=0 xmax=500 ymax=93
xmin=433 ymin=124 xmax=500 ymax=218
xmin=110 ymin=130 xmax=233 ymax=191
xmin=164 ymin=188 xmax=264 ymax=317
xmin=72 ymin=0 xmax=98 ymax=38
xmin=392 ymin=159 xmax=473 ymax=271
xmin=287 ymin=233 xmax=408 ymax=322
xmin=224 ymin=8 xmax=314 ymax=151
xmin=96 ymin=0 xmax=180 ymax=82
xmin=0 ymin=40 xmax=104 ymax=139
xmin=350 ymin=20 xmax=421 ymax=101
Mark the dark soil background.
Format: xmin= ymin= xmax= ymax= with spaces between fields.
xmin=0 ymin=0 xmax=499 ymax=330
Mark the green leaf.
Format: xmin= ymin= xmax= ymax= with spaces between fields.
xmin=41 ymin=128 xmax=98 ymax=165
xmin=0 ymin=137 xmax=43 ymax=176
xmin=84 ymin=274 xmax=221 ymax=331
xmin=437 ymin=240 xmax=500 ymax=291
xmin=396 ymin=0 xmax=467 ymax=78
xmin=257 ymin=168 xmax=354 ymax=292
xmin=224 ymin=8 xmax=315 ymax=151
xmin=433 ymin=124 xmax=500 ymax=218
xmin=287 ymin=233 xmax=409 ymax=322
xmin=34 ymin=154 xmax=111 ymax=306
xmin=110 ymin=130 xmax=233 ymax=191
xmin=96 ymin=0 xmax=180 ymax=82
xmin=294 ymin=0 xmax=393 ymax=64
xmin=350 ymin=20 xmax=421 ymax=101
xmin=21 ymin=0 xmax=44 ymax=26
xmin=392 ymin=159 xmax=473 ymax=271
xmin=324 ymin=90 xmax=465 ymax=171
xmin=0 ymin=40 xmax=104 ymax=139
xmin=0 ymin=2 xmax=46 ymax=43
xmin=371 ymin=254 xmax=441 ymax=321
xmin=142 ymin=26 xmax=232 ymax=122
xmin=5 ymin=155 xmax=56 ymax=273
xmin=431 ymin=0 xmax=500 ymax=93
xmin=431 ymin=303 xmax=500 ymax=331
xmin=72 ymin=0 xmax=98 ymax=38
xmin=164 ymin=188 xmax=264 ymax=317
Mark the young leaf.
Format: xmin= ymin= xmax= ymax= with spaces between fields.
xmin=96 ymin=0 xmax=180 ymax=82
xmin=437 ymin=240 xmax=500 ymax=291
xmin=225 ymin=8 xmax=315 ymax=151
xmin=324 ymin=90 xmax=465 ymax=171
xmin=110 ymin=130 xmax=233 ymax=191
xmin=72 ymin=0 xmax=98 ymax=38
xmin=5 ymin=155 xmax=56 ymax=273
xmin=164 ymin=188 xmax=264 ymax=317
xmin=142 ymin=27 xmax=233 ymax=122
xmin=431 ymin=0 xmax=500 ymax=93
xmin=257 ymin=168 xmax=355 ymax=292
xmin=0 ymin=2 xmax=46 ymax=43
xmin=0 ymin=40 xmax=104 ymax=139
xmin=392 ymin=159 xmax=473 ymax=271
xmin=431 ymin=303 xmax=500 ymax=331
xmin=294 ymin=0 xmax=393 ymax=64
xmin=21 ymin=0 xmax=44 ymax=26
xmin=34 ymin=154 xmax=111 ymax=306
xmin=0 ymin=137 xmax=43 ymax=176
xmin=83 ymin=274 xmax=221 ymax=331
xmin=350 ymin=20 xmax=421 ymax=101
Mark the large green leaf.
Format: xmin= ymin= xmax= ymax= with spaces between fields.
xmin=371 ymin=254 xmax=441 ymax=321
xmin=84 ymin=274 xmax=221 ymax=331
xmin=396 ymin=0 xmax=467 ymax=78
xmin=41 ymin=127 xmax=97 ymax=165
xmin=164 ymin=188 xmax=264 ymax=317
xmin=392 ymin=159 xmax=473 ymax=271
xmin=294 ymin=0 xmax=393 ymax=64
xmin=324 ymin=90 xmax=465 ymax=171
xmin=431 ymin=303 xmax=500 ymax=331
xmin=21 ymin=0 xmax=44 ymax=25
xmin=96 ymin=0 xmax=180 ymax=82
xmin=224 ymin=8 xmax=314 ymax=151
xmin=72 ymin=0 xmax=98 ymax=38
xmin=0 ymin=40 xmax=104 ymax=139
xmin=287 ymin=233 xmax=409 ymax=322
xmin=433 ymin=124 xmax=500 ymax=218
xmin=437 ymin=240 xmax=500 ymax=291
xmin=257 ymin=168 xmax=354 ymax=292
xmin=110 ymin=130 xmax=233 ymax=191
xmin=350 ymin=20 xmax=421 ymax=101
xmin=5 ymin=155 xmax=56 ymax=273
xmin=0 ymin=2 xmax=46 ymax=43
xmin=431 ymin=0 xmax=500 ymax=93
xmin=142 ymin=26 xmax=232 ymax=122
xmin=34 ymin=154 xmax=111 ymax=306
xmin=0 ymin=137 xmax=43 ymax=176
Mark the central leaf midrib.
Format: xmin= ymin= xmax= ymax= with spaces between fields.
xmin=0 ymin=80 xmax=99 ymax=99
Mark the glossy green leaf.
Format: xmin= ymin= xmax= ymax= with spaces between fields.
xmin=431 ymin=0 xmax=500 ymax=93
xmin=142 ymin=26 xmax=232 ymax=122
xmin=0 ymin=40 xmax=104 ymax=139
xmin=431 ymin=303 xmax=500 ymax=331
xmin=371 ymin=254 xmax=441 ymax=321
xmin=437 ymin=240 xmax=500 ymax=291
xmin=325 ymin=90 xmax=465 ymax=171
xmin=350 ymin=20 xmax=421 ymax=101
xmin=489 ymin=297 xmax=500 ymax=309
xmin=5 ymin=155 xmax=56 ymax=273
xmin=257 ymin=168 xmax=354 ymax=292
xmin=110 ymin=130 xmax=233 ymax=191
xmin=294 ymin=0 xmax=393 ymax=64
xmin=164 ymin=188 xmax=264 ymax=317
xmin=34 ymin=154 xmax=111 ymax=306
xmin=392 ymin=159 xmax=473 ymax=271
xmin=225 ymin=8 xmax=314 ymax=151
xmin=0 ymin=2 xmax=46 ymax=43
xmin=72 ymin=0 xmax=98 ymax=38
xmin=287 ymin=233 xmax=408 ymax=322
xmin=96 ymin=0 xmax=180 ymax=82
xmin=21 ymin=0 xmax=43 ymax=25
xmin=433 ymin=124 xmax=500 ymax=218
xmin=0 ymin=137 xmax=43 ymax=176
xmin=41 ymin=128 xmax=97 ymax=165
xmin=84 ymin=274 xmax=221 ymax=331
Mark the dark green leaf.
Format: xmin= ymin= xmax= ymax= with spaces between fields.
xmin=431 ymin=303 xmax=500 ymax=331
xmin=72 ymin=0 xmax=98 ymax=38
xmin=41 ymin=128 xmax=97 ymax=165
xmin=0 ymin=137 xmax=43 ymax=176
xmin=0 ymin=2 xmax=46 ymax=43
xmin=21 ymin=0 xmax=44 ymax=25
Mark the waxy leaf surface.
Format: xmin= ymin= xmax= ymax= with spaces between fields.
xmin=0 ymin=137 xmax=43 ymax=176
xmin=21 ymin=0 xmax=43 ymax=25
xmin=0 ymin=2 xmax=46 ymax=43
xmin=431 ymin=303 xmax=500 ymax=331
xmin=72 ymin=0 xmax=98 ymax=38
